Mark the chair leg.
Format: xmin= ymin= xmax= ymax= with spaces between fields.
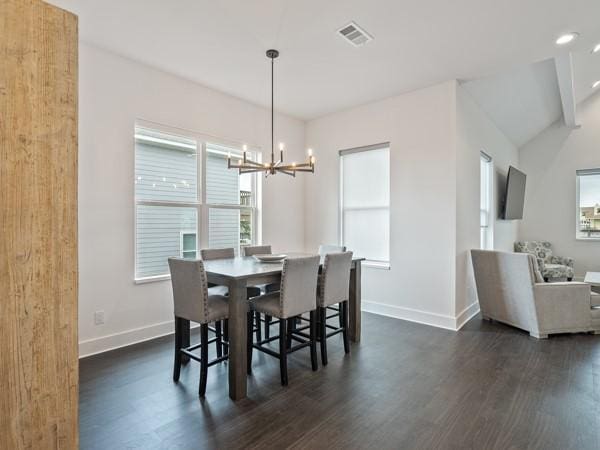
xmin=286 ymin=317 xmax=295 ymax=349
xmin=247 ymin=311 xmax=254 ymax=375
xmin=310 ymin=310 xmax=318 ymax=371
xmin=255 ymin=311 xmax=262 ymax=342
xmin=199 ymin=323 xmax=209 ymax=397
xmin=319 ymin=307 xmax=328 ymax=366
xmin=223 ymin=319 xmax=229 ymax=356
xmin=342 ymin=301 xmax=350 ymax=354
xmin=215 ymin=320 xmax=223 ymax=358
xmin=265 ymin=315 xmax=271 ymax=339
xmin=173 ymin=317 xmax=182 ymax=382
xmin=279 ymin=319 xmax=288 ymax=386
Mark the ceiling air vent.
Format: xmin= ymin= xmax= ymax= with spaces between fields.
xmin=337 ymin=21 xmax=373 ymax=47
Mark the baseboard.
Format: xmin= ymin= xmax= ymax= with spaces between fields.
xmin=455 ymin=302 xmax=481 ymax=330
xmin=362 ymin=300 xmax=480 ymax=331
xmin=80 ymin=302 xmax=482 ymax=358
xmin=79 ymin=320 xmax=197 ymax=359
xmin=362 ymin=300 xmax=458 ymax=330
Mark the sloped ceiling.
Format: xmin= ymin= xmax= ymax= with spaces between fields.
xmin=460 ymin=59 xmax=562 ymax=148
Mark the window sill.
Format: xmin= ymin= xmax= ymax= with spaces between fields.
xmin=134 ymin=274 xmax=171 ymax=284
xmin=576 ymin=237 xmax=600 ymax=241
xmin=362 ymin=261 xmax=391 ymax=270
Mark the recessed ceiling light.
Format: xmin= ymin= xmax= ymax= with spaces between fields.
xmin=555 ymin=32 xmax=579 ymax=45
xmin=592 ymin=80 xmax=600 ymax=89
xmin=593 ymin=43 xmax=600 ymax=53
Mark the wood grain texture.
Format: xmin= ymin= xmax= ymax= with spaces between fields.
xmin=0 ymin=1 xmax=78 ymax=448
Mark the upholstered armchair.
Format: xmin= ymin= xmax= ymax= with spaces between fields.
xmin=514 ymin=241 xmax=574 ymax=281
xmin=471 ymin=250 xmax=599 ymax=338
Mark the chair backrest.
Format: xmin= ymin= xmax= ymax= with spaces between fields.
xmin=318 ymin=251 xmax=353 ymax=307
xmin=168 ymin=258 xmax=209 ymax=324
xmin=200 ymin=247 xmax=234 ymax=260
xmin=514 ymin=241 xmax=553 ymax=261
xmin=318 ymin=244 xmax=346 ymax=256
xmin=279 ymin=255 xmax=320 ymax=318
xmin=242 ymin=245 xmax=272 ymax=256
xmin=471 ymin=250 xmax=539 ymax=331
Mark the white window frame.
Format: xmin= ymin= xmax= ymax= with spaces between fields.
xmin=339 ymin=142 xmax=391 ymax=269
xmin=134 ymin=120 xmax=261 ymax=283
xmin=480 ymin=151 xmax=494 ymax=250
xmin=576 ymin=168 xmax=600 ymax=241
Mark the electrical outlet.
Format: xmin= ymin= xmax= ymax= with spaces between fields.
xmin=94 ymin=310 xmax=105 ymax=325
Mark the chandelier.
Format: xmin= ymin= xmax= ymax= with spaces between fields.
xmin=228 ymin=49 xmax=315 ymax=177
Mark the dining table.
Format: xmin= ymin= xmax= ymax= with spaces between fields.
xmin=179 ymin=253 xmax=364 ymax=401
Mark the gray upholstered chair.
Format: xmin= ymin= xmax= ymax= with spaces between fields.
xmin=318 ymin=244 xmax=348 ymax=327
xmin=242 ymin=244 xmax=280 ymax=338
xmin=168 ymin=258 xmax=229 ymax=397
xmin=247 ymin=255 xmax=320 ymax=386
xmin=318 ymin=244 xmax=346 ymax=255
xmin=514 ymin=241 xmax=574 ymax=281
xmin=242 ymin=245 xmax=272 ymax=257
xmin=200 ymin=247 xmax=263 ymax=342
xmin=317 ymin=251 xmax=353 ymax=365
xmin=471 ymin=250 xmax=599 ymax=338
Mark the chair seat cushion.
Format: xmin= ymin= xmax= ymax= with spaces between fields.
xmin=207 ymin=295 xmax=229 ymax=322
xmin=210 ymin=285 xmax=266 ymax=299
xmin=250 ymin=292 xmax=282 ymax=318
xmin=591 ymin=292 xmax=600 ymax=308
xmin=542 ymin=263 xmax=574 ymax=279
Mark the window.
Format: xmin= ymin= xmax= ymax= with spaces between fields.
xmin=576 ymin=169 xmax=600 ymax=239
xmin=340 ymin=144 xmax=390 ymax=266
xmin=480 ymin=152 xmax=493 ymax=249
xmin=134 ymin=126 xmax=259 ymax=281
xmin=180 ymin=232 xmax=197 ymax=259
xmin=205 ymin=144 xmax=257 ymax=249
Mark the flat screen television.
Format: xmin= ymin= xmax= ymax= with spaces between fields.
xmin=502 ymin=166 xmax=526 ymax=220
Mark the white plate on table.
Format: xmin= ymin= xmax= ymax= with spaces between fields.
xmin=253 ymin=254 xmax=287 ymax=263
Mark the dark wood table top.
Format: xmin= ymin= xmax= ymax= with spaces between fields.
xmin=202 ymin=253 xmax=364 ymax=281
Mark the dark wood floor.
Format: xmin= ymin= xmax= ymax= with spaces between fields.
xmin=80 ymin=313 xmax=600 ymax=449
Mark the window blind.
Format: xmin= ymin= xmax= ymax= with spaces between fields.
xmin=340 ymin=145 xmax=390 ymax=263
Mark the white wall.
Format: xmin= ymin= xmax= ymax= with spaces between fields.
xmin=78 ymin=43 xmax=306 ymax=356
xmin=305 ymin=81 xmax=461 ymax=329
xmin=519 ymin=91 xmax=600 ymax=278
xmin=455 ymin=85 xmax=520 ymax=318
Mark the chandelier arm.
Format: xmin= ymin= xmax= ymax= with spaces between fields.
xmin=240 ymin=159 xmax=265 ymax=168
xmin=239 ymin=168 xmax=268 ymax=174
xmin=277 ymin=169 xmax=296 ymax=177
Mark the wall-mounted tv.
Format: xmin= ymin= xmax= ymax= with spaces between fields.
xmin=502 ymin=166 xmax=526 ymax=220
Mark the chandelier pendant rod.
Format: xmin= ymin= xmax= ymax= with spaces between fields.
xmin=271 ymin=52 xmax=275 ymax=168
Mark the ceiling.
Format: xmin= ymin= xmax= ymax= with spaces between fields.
xmin=461 ymin=59 xmax=562 ymax=148
xmin=49 ymin=0 xmax=600 ymax=120
xmin=461 ymin=41 xmax=600 ymax=148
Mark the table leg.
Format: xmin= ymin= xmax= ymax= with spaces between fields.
xmin=228 ymin=279 xmax=248 ymax=400
xmin=348 ymin=261 xmax=361 ymax=343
